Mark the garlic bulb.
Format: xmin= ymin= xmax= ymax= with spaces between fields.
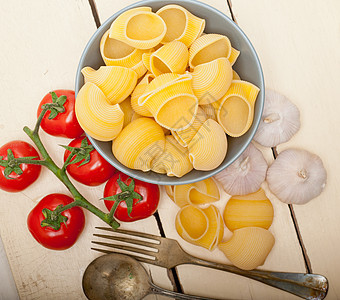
xmin=214 ymin=143 xmax=268 ymax=195
xmin=267 ymin=148 xmax=327 ymax=204
xmin=254 ymin=89 xmax=300 ymax=147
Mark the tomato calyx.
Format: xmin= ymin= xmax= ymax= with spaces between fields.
xmin=103 ymin=177 xmax=143 ymax=218
xmin=41 ymin=92 xmax=67 ymax=120
xmin=41 ymin=205 xmax=69 ymax=231
xmin=61 ymin=138 xmax=94 ymax=168
xmin=0 ymin=149 xmax=38 ymax=179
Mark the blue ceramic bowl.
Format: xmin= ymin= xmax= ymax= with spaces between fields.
xmin=75 ymin=0 xmax=264 ymax=185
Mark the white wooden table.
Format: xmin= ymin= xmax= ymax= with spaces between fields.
xmin=0 ymin=0 xmax=339 ymax=299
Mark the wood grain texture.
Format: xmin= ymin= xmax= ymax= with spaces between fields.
xmin=231 ymin=0 xmax=340 ymax=299
xmin=0 ymin=1 xmax=171 ymax=299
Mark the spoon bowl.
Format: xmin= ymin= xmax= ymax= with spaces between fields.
xmin=82 ymin=253 xmax=150 ymax=300
xmin=82 ymin=253 xmax=215 ymax=300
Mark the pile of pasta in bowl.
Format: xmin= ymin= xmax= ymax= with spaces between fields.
xmin=75 ymin=4 xmax=260 ymax=178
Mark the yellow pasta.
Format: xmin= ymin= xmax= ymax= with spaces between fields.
xmin=109 ymin=7 xmax=166 ymax=49
xmin=165 ymin=177 xmax=220 ymax=207
xmin=223 ymin=188 xmax=274 ymax=232
xmin=188 ymin=119 xmax=228 ymax=171
xmin=100 ymin=29 xmax=149 ymax=78
xmin=200 ymin=104 xmax=217 ymax=121
xmin=119 ymin=97 xmax=134 ymax=128
xmin=81 ymin=66 xmax=137 ymax=105
xmin=138 ymin=73 xmax=198 ymax=131
xmin=130 ymin=73 xmax=154 ymax=117
xmin=156 ymin=4 xmax=205 ymax=47
xmin=232 ymin=69 xmax=241 ymax=80
xmin=216 ymin=80 xmax=260 ymax=137
xmin=149 ymin=41 xmax=188 ymax=76
xmin=151 ymin=135 xmax=193 ymax=177
xmin=229 ymin=47 xmax=240 ymax=66
xmin=218 ymin=227 xmax=275 ymax=270
xmin=75 ymin=82 xmax=124 ymax=141
xmin=171 ymin=106 xmax=206 ymax=147
xmin=191 ymin=57 xmax=232 ymax=104
xmin=176 ymin=204 xmax=223 ymax=250
xmin=112 ymin=117 xmax=165 ymax=171
xmin=189 ymin=33 xmax=232 ymax=68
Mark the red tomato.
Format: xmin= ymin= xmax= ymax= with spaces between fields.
xmin=37 ymin=90 xmax=84 ymax=138
xmin=27 ymin=193 xmax=85 ymax=250
xmin=0 ymin=141 xmax=41 ymax=192
xmin=104 ymin=173 xmax=160 ymax=222
xmin=63 ymin=137 xmax=116 ymax=186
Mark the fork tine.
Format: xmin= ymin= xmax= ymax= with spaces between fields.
xmin=91 ymin=247 xmax=157 ymax=264
xmin=93 ymin=233 xmax=159 ymax=248
xmin=91 ymin=240 xmax=158 ymax=258
xmin=96 ymin=227 xmax=162 ymax=241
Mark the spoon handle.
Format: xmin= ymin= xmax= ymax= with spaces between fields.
xmin=149 ymin=282 xmax=219 ymax=300
xmin=184 ymin=255 xmax=328 ymax=299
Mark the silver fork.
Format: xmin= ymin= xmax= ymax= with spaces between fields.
xmin=92 ymin=227 xmax=328 ymax=300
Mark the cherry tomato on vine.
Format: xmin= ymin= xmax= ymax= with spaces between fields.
xmin=63 ymin=137 xmax=116 ymax=186
xmin=37 ymin=90 xmax=84 ymax=138
xmin=27 ymin=193 xmax=85 ymax=250
xmin=104 ymin=172 xmax=160 ymax=222
xmin=0 ymin=140 xmax=41 ymax=192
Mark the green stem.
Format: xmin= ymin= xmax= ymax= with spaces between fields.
xmin=34 ymin=107 xmax=48 ymax=135
xmin=61 ymin=149 xmax=75 ymax=172
xmin=13 ymin=158 xmax=48 ymax=167
xmin=23 ymin=111 xmax=120 ymax=229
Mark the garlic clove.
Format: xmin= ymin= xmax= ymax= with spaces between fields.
xmin=214 ymin=143 xmax=268 ymax=195
xmin=254 ymin=89 xmax=300 ymax=147
xmin=266 ymin=148 xmax=327 ymax=204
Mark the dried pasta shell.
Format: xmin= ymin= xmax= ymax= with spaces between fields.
xmin=130 ymin=73 xmax=154 ymax=117
xmin=176 ymin=204 xmax=224 ymax=250
xmin=112 ymin=117 xmax=165 ymax=171
xmin=189 ymin=34 xmax=232 ymax=68
xmin=139 ymin=73 xmax=198 ymax=131
xmin=151 ymin=135 xmax=193 ymax=177
xmin=82 ymin=66 xmax=137 ymax=105
xmin=216 ymin=80 xmax=260 ymax=137
xmin=188 ymin=119 xmax=227 ymax=171
xmin=223 ymin=188 xmax=274 ymax=232
xmin=171 ymin=106 xmax=206 ymax=147
xmin=109 ymin=7 xmax=166 ymax=49
xmin=191 ymin=58 xmax=232 ymax=105
xmin=229 ymin=47 xmax=240 ymax=66
xmin=166 ymin=177 xmax=220 ymax=207
xmin=100 ymin=30 xmax=148 ymax=78
xmin=119 ymin=97 xmax=134 ymax=128
xmin=218 ymin=227 xmax=275 ymax=270
xmin=200 ymin=104 xmax=217 ymax=121
xmin=156 ymin=4 xmax=205 ymax=47
xmin=150 ymin=41 xmax=188 ymax=76
xmin=232 ymin=69 xmax=241 ymax=80
xmin=75 ymin=82 xmax=124 ymax=141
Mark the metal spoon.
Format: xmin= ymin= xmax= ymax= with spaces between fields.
xmin=82 ymin=253 xmax=218 ymax=300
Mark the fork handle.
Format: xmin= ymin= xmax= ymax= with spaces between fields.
xmin=184 ymin=256 xmax=328 ymax=299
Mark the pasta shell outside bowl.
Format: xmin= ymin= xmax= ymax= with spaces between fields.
xmin=75 ymin=0 xmax=264 ymax=185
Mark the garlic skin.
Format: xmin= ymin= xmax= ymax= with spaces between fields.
xmin=267 ymin=149 xmax=327 ymax=204
xmin=214 ymin=143 xmax=268 ymax=195
xmin=254 ymin=89 xmax=300 ymax=147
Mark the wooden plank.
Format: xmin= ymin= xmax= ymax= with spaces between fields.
xmin=0 ymin=237 xmax=19 ymax=300
xmin=0 ymin=1 xmax=171 ymax=299
xmin=231 ymin=0 xmax=340 ymax=299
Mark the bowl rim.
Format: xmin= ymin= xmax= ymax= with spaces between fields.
xmin=75 ymin=0 xmax=265 ymax=186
